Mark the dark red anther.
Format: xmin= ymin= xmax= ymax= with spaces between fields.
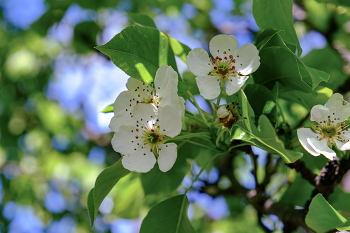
xmin=150 ymin=149 xmax=153 ymax=152
xmin=159 ymin=139 xmax=162 ymax=142
xmin=214 ymin=67 xmax=217 ymax=70
xmin=151 ymin=129 xmax=155 ymax=132
xmin=232 ymin=66 xmax=235 ymax=70
xmin=224 ymin=57 xmax=227 ymax=60
xmin=226 ymin=71 xmax=229 ymax=73
xmin=237 ymin=107 xmax=241 ymax=109
xmin=136 ymin=101 xmax=139 ymax=104
xmin=341 ymin=124 xmax=345 ymax=126
xmin=229 ymin=55 xmax=233 ymax=59
xmin=150 ymin=99 xmax=153 ymax=101
xmin=220 ymin=71 xmax=223 ymax=75
xmin=156 ymin=135 xmax=159 ymax=138
xmin=216 ymin=71 xmax=219 ymax=74
xmin=136 ymin=129 xmax=139 ymax=131
xmin=136 ymin=136 xmax=139 ymax=139
xmin=216 ymin=56 xmax=219 ymax=59
xmin=338 ymin=132 xmax=341 ymax=135
xmin=233 ymin=59 xmax=235 ymax=63
xmin=219 ymin=58 xmax=222 ymax=61
xmin=329 ymin=136 xmax=333 ymax=138
xmin=212 ymin=60 xmax=216 ymax=64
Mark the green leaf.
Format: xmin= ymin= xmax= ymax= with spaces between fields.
xmin=140 ymin=195 xmax=197 ymax=233
xmin=254 ymin=46 xmax=330 ymax=94
xmin=236 ymin=90 xmax=302 ymax=163
xmin=87 ymin=188 xmax=95 ymax=226
xmin=253 ymin=0 xmax=302 ymax=56
xmin=96 ymin=25 xmax=179 ymax=85
xmin=88 ymin=159 xmax=130 ymax=226
xmin=306 ymin=194 xmax=347 ymax=233
xmin=168 ymin=35 xmax=191 ymax=64
xmin=141 ymin=158 xmax=191 ymax=195
xmin=101 ymin=104 xmax=113 ymax=113
xmin=244 ymin=84 xmax=277 ymax=123
xmin=128 ymin=13 xmax=157 ymax=28
xmin=254 ymin=28 xmax=282 ymax=51
xmin=278 ymin=174 xmax=314 ymax=207
xmin=178 ymin=81 xmax=191 ymax=96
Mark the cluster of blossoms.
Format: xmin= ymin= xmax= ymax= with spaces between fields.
xmin=109 ymin=34 xmax=261 ymax=173
xmin=109 ymin=65 xmax=185 ymax=172
xmin=297 ymin=93 xmax=350 ymax=160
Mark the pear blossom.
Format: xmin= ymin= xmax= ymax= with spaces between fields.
xmin=112 ymin=104 xmax=181 ymax=173
xmin=187 ymin=34 xmax=260 ymax=100
xmin=297 ymin=93 xmax=350 ymax=160
xmin=109 ymin=65 xmax=185 ymax=132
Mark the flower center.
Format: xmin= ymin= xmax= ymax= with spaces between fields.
xmin=137 ymin=92 xmax=162 ymax=108
xmin=142 ymin=127 xmax=164 ymax=155
xmin=312 ymin=120 xmax=349 ymax=147
xmin=210 ymin=55 xmax=235 ymax=76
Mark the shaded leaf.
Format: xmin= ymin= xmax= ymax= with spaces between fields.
xmin=140 ymin=195 xmax=197 ymax=233
xmin=128 ymin=13 xmax=157 ymax=28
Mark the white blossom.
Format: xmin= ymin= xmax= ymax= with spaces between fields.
xmin=112 ymin=104 xmax=182 ymax=173
xmin=297 ymin=93 xmax=350 ymax=160
xmin=186 ymin=34 xmax=260 ymax=99
xmin=109 ymin=65 xmax=185 ymax=132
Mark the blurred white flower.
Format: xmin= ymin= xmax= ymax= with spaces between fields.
xmin=186 ymin=34 xmax=260 ymax=99
xmin=297 ymin=93 xmax=350 ymax=160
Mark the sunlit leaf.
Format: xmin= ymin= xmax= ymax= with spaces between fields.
xmin=102 ymin=104 xmax=113 ymax=113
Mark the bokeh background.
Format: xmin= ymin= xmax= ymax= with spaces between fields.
xmin=0 ymin=0 xmax=349 ymax=232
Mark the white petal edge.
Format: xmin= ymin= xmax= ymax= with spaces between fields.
xmin=310 ymin=105 xmax=330 ymax=123
xmin=109 ymin=114 xmax=134 ymax=132
xmin=158 ymin=143 xmax=177 ymax=172
xmin=121 ymin=147 xmax=156 ymax=173
xmin=195 ymin=75 xmax=220 ymax=100
xmin=297 ymin=128 xmax=320 ymax=157
xmin=233 ymin=43 xmax=260 ymax=75
xmin=307 ymin=138 xmax=336 ymax=160
xmin=187 ymin=48 xmax=214 ymax=76
xmin=113 ymin=91 xmax=138 ymax=116
xmin=209 ymin=34 xmax=239 ymax=58
xmin=132 ymin=103 xmax=158 ymax=127
xmin=126 ymin=77 xmax=152 ymax=99
xmin=111 ymin=125 xmax=142 ymax=155
xmin=159 ymin=105 xmax=182 ymax=138
xmin=155 ymin=65 xmax=178 ymax=98
xmin=226 ymin=75 xmax=249 ymax=96
xmin=327 ymin=93 xmax=350 ymax=123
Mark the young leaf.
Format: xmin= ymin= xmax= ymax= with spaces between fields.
xmin=88 ymin=159 xmax=130 ymax=226
xmin=168 ymin=35 xmax=191 ymax=64
xmin=306 ymin=194 xmax=347 ymax=233
xmin=140 ymin=195 xmax=197 ymax=233
xmin=128 ymin=13 xmax=157 ymax=28
xmin=253 ymin=0 xmax=302 ymax=56
xmin=101 ymin=104 xmax=113 ymax=113
xmin=254 ymin=28 xmax=282 ymax=51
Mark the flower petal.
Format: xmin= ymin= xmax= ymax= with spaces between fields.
xmin=226 ymin=75 xmax=249 ymax=96
xmin=109 ymin=114 xmax=134 ymax=132
xmin=310 ymin=105 xmax=329 ymax=123
xmin=113 ymin=91 xmax=138 ymax=116
xmin=209 ymin=34 xmax=239 ymax=58
xmin=122 ymin=148 xmax=156 ymax=173
xmin=326 ymin=93 xmax=350 ymax=123
xmin=297 ymin=128 xmax=320 ymax=157
xmin=341 ymin=140 xmax=350 ymax=150
xmin=126 ymin=77 xmax=152 ymax=99
xmin=132 ymin=103 xmax=158 ymax=127
xmin=112 ymin=125 xmax=143 ymax=155
xmin=307 ymin=138 xmax=336 ymax=160
xmin=233 ymin=43 xmax=260 ymax=75
xmin=155 ymin=65 xmax=178 ymax=98
xmin=158 ymin=143 xmax=177 ymax=172
xmin=159 ymin=105 xmax=182 ymax=138
xmin=195 ymin=75 xmax=220 ymax=100
xmin=187 ymin=48 xmax=213 ymax=76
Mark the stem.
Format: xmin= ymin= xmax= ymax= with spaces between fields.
xmin=180 ymin=140 xmax=218 ymax=151
xmin=185 ymin=112 xmax=208 ymax=128
xmin=187 ymin=91 xmax=208 ymax=125
xmin=216 ymin=128 xmax=226 ymax=147
xmin=173 ymin=132 xmax=211 ymax=141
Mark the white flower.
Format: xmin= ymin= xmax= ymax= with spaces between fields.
xmin=109 ymin=65 xmax=185 ymax=132
xmin=297 ymin=93 xmax=350 ymax=160
xmin=111 ymin=104 xmax=182 ymax=173
xmin=186 ymin=34 xmax=260 ymax=100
